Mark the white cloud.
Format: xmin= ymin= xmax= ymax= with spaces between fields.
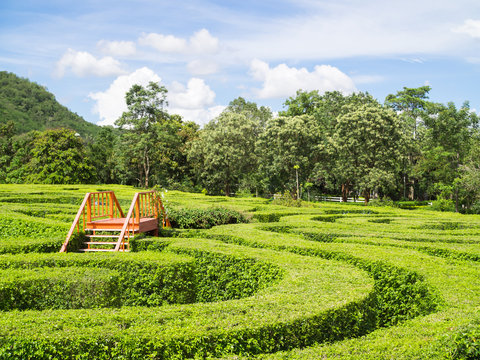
xmin=55 ymin=48 xmax=126 ymax=78
xmin=138 ymin=33 xmax=187 ymax=53
xmin=454 ymin=19 xmax=480 ymax=39
xmin=229 ymin=1 xmax=463 ymax=61
xmin=187 ymin=59 xmax=219 ymax=75
xmin=97 ymin=40 xmax=136 ymax=56
xmin=168 ymin=78 xmax=220 ymax=125
xmin=189 ymin=29 xmax=219 ymax=54
xmin=89 ymin=67 xmax=161 ymax=126
xmin=138 ymin=29 xmax=219 ymax=55
xmin=250 ymin=59 xmax=356 ymax=99
xmin=169 ymin=105 xmax=226 ymax=126
xmin=168 ymin=78 xmax=215 ymax=109
xmin=90 ymin=69 xmax=219 ymax=126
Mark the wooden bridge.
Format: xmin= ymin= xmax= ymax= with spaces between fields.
xmin=60 ymin=190 xmax=170 ymax=253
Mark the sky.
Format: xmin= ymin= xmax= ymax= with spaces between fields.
xmin=1 ymin=0 xmax=480 ymax=127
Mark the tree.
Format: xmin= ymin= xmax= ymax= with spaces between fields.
xmin=331 ymin=104 xmax=407 ymax=204
xmin=115 ymin=82 xmax=169 ymax=188
xmin=222 ymin=97 xmax=272 ymax=194
xmin=257 ymin=115 xmax=320 ymax=195
xmin=415 ymin=102 xmax=478 ymax=210
xmin=26 ymin=128 xmax=95 ymax=184
xmin=88 ymin=126 xmax=118 ymax=184
xmin=151 ymin=115 xmax=199 ymax=189
xmin=385 ymin=86 xmax=432 ymax=199
xmin=224 ymin=97 xmax=272 ymax=132
xmin=188 ymin=112 xmax=257 ymax=196
xmin=309 ymin=91 xmax=380 ymax=198
xmin=0 ymin=121 xmax=15 ymax=182
xmin=4 ymin=131 xmax=37 ymax=183
xmin=457 ymin=135 xmax=480 ymax=210
xmin=280 ymin=90 xmax=322 ymax=116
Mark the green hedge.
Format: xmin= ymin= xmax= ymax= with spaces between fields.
xmin=168 ymin=207 xmax=248 ymax=229
xmin=0 ymin=267 xmax=122 ymax=310
xmin=443 ymin=321 xmax=480 ymax=359
xmin=0 ymin=248 xmax=283 ymax=311
xmin=253 ymin=213 xmax=282 ymax=222
xmin=204 ymin=233 xmax=440 ymax=327
xmin=0 ymin=238 xmax=374 ymax=359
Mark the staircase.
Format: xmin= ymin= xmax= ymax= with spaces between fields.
xmin=80 ymin=228 xmax=132 ymax=252
xmin=60 ymin=191 xmax=170 ymax=253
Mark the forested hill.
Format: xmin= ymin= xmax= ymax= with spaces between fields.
xmin=0 ymin=71 xmax=100 ymax=138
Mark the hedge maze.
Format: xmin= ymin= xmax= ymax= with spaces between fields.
xmin=1 ymin=184 xmax=479 ymax=359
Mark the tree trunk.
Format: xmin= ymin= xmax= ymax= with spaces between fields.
xmin=455 ymin=152 xmax=460 ymax=212
xmin=143 ymin=148 xmax=150 ymax=189
xmin=363 ymin=189 xmax=371 ymax=205
xmin=341 ymin=183 xmax=349 ymax=202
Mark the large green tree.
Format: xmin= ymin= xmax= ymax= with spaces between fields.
xmin=0 ymin=121 xmax=15 ymax=182
xmin=415 ymin=102 xmax=478 ymax=210
xmin=188 ymin=112 xmax=257 ymax=196
xmin=257 ymin=115 xmax=320 ymax=196
xmin=88 ymin=126 xmax=118 ymax=184
xmin=331 ymin=104 xmax=407 ymax=204
xmin=115 ymin=82 xmax=169 ymax=188
xmin=385 ymin=86 xmax=432 ymax=199
xmin=26 ymin=128 xmax=95 ymax=184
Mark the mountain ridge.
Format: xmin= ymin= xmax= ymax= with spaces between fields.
xmin=0 ymin=71 xmax=100 ymax=138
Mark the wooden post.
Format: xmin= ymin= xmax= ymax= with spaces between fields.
xmin=86 ymin=195 xmax=92 ymax=223
xmin=109 ymin=192 xmax=114 ymax=218
xmin=135 ymin=198 xmax=140 ymax=225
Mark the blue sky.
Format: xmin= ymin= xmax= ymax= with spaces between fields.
xmin=1 ymin=0 xmax=480 ymax=126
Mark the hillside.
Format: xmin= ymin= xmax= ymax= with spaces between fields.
xmin=0 ymin=71 xmax=100 ymax=138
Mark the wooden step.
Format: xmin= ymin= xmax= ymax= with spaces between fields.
xmin=84 ymin=228 xmax=121 ymax=232
xmin=78 ymin=248 xmax=118 ymax=252
xmin=83 ymin=241 xmax=117 ymax=245
xmin=85 ymin=234 xmax=118 ymax=238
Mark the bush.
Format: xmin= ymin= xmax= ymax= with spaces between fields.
xmin=0 ymin=267 xmax=122 ymax=310
xmin=272 ymin=195 xmax=303 ymax=207
xmin=443 ymin=322 xmax=480 ymax=359
xmin=253 ymin=213 xmax=282 ymax=223
xmin=368 ymin=197 xmax=394 ymax=207
xmin=168 ymin=207 xmax=248 ymax=229
xmin=431 ymin=199 xmax=455 ymax=212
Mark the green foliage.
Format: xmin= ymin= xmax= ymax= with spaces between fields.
xmin=0 ymin=267 xmax=122 ymax=310
xmin=0 ymin=71 xmax=99 ymax=137
xmin=3 ymin=185 xmax=480 ymax=359
xmin=271 ymin=191 xmax=303 ymax=207
xmin=442 ymin=322 xmax=480 ymax=360
xmin=431 ymin=199 xmax=456 ymax=212
xmin=168 ymin=207 xmax=248 ymax=229
xmin=258 ymin=114 xmax=319 ymax=194
xmin=252 ymin=213 xmax=282 ymax=223
xmin=177 ymin=249 xmax=284 ymax=302
xmin=188 ymin=111 xmax=258 ymax=196
xmin=26 ymin=128 xmax=96 ymax=184
xmin=331 ymin=103 xmax=408 ymax=203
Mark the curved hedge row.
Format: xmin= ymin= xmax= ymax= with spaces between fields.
xmin=0 ymin=250 xmax=285 ymax=311
xmin=1 ymin=185 xmax=480 ymax=359
xmin=0 ymin=238 xmax=376 ymax=359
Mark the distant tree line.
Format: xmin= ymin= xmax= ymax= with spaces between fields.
xmin=1 ymin=81 xmax=480 ymax=212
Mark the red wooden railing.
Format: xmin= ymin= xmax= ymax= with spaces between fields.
xmin=60 ymin=191 xmax=124 ymax=253
xmin=115 ymin=191 xmax=171 ymax=251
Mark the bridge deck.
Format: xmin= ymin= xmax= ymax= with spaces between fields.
xmin=86 ymin=217 xmax=158 ymax=233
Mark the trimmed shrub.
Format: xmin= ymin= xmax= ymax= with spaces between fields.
xmin=0 ymin=267 xmax=122 ymax=310
xmin=168 ymin=207 xmax=248 ymax=229
xmin=253 ymin=213 xmax=282 ymax=223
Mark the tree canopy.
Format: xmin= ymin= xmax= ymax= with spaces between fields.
xmin=2 ymin=73 xmax=480 ymax=212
